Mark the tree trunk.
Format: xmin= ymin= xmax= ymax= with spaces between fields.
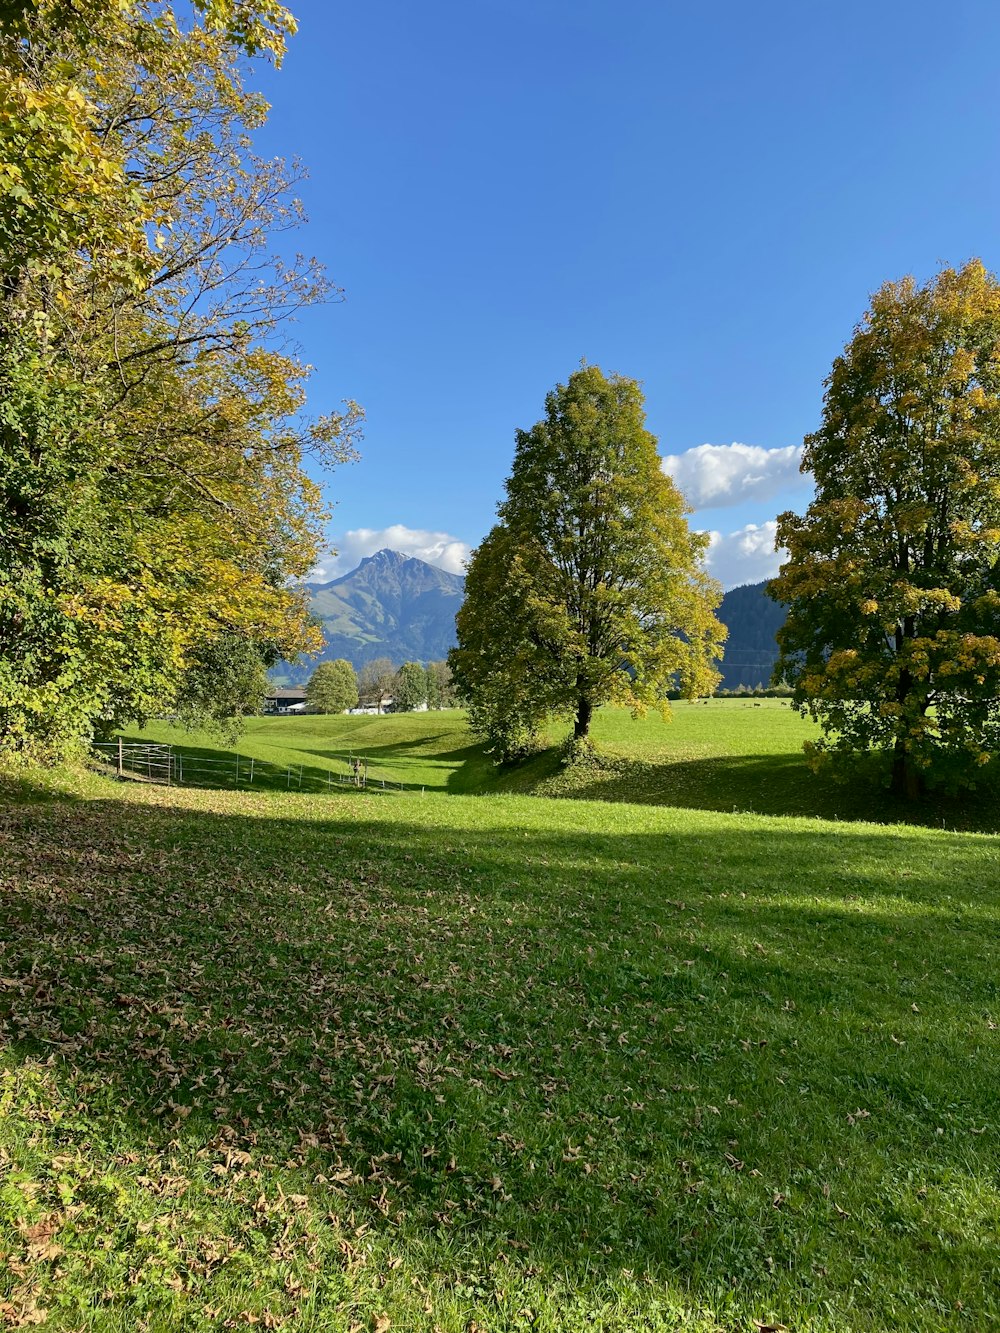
xmin=891 ymin=741 xmax=923 ymax=801
xmin=889 ymin=657 xmax=925 ymax=800
xmin=574 ymin=697 xmax=592 ymax=740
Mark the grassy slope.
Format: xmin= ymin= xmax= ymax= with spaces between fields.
xmin=2 ymin=740 xmax=1000 ymax=1331
xmin=124 ymin=701 xmax=1000 ymax=830
xmin=120 ymin=710 xmax=491 ymax=796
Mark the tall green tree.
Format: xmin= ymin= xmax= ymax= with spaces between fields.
xmin=424 ymin=660 xmax=456 ymax=710
xmin=306 ymin=659 xmax=358 ymax=714
xmin=450 ymin=366 xmax=725 ymax=759
xmin=772 ymin=260 xmax=1000 ymax=798
xmin=0 ymin=1 xmax=360 ymax=761
xmin=393 ymin=662 xmax=427 ymax=712
xmin=424 ymin=664 xmax=442 ymax=710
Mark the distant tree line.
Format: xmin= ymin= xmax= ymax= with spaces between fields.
xmin=305 ymin=659 xmax=457 ymax=714
xmin=657 ymin=682 xmax=793 ymax=701
xmin=713 ymin=683 xmax=793 ymax=699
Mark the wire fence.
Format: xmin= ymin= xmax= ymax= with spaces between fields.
xmin=92 ymin=741 xmax=173 ymax=784
xmin=91 ymin=741 xmax=415 ymax=794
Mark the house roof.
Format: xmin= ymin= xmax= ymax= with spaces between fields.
xmin=265 ymin=687 xmax=308 ymax=700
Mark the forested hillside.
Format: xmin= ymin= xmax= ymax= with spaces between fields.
xmin=715 ymin=580 xmax=786 ymax=690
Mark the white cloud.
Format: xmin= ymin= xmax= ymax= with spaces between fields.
xmin=702 ymin=519 xmax=785 ymax=590
xmin=662 ymin=442 xmax=804 ymax=509
xmin=310 ymin=524 xmax=472 ymax=582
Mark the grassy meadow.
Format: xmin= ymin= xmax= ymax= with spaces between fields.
xmin=122 ymin=700 xmax=1000 ymax=829
xmin=2 ymin=706 xmax=1000 ymax=1330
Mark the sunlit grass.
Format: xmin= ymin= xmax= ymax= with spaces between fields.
xmin=2 ymin=761 xmax=1000 ymax=1330
xmin=123 ymin=701 xmax=1000 ymax=830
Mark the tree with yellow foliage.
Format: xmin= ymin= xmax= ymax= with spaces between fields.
xmin=772 ymin=261 xmax=1000 ymax=798
xmin=0 ymin=2 xmax=360 ymax=759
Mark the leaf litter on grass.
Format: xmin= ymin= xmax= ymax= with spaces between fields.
xmin=1 ymin=771 xmax=999 ymax=1330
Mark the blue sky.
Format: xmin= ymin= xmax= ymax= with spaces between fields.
xmin=252 ymin=0 xmax=1000 ymax=587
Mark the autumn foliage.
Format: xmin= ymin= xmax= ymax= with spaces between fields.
xmin=0 ymin=1 xmax=359 ymax=760
xmin=773 ymin=260 xmax=1000 ymax=796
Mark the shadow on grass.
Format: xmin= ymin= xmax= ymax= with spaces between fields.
xmin=107 ymin=739 xmax=430 ymax=796
xmin=2 ymin=786 xmax=1000 ymax=1326
xmin=300 ymin=738 xmax=489 ymax=794
xmin=115 ymin=729 xmax=491 ymax=795
xmin=473 ymin=744 xmax=1000 ymax=834
xmin=122 ymin=718 xmax=1000 ymax=832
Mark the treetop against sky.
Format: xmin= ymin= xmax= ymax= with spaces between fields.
xmin=249 ymin=0 xmax=1000 ymax=587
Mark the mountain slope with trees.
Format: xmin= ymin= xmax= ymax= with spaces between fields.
xmin=715 ymin=581 xmax=786 ymax=690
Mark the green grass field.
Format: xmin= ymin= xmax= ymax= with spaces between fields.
xmin=2 ymin=708 xmax=1000 ymax=1330
xmin=122 ymin=701 xmax=1000 ymax=830
xmin=116 ymin=709 xmax=487 ymax=795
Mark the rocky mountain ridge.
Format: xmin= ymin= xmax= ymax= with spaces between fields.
xmin=289 ymin=548 xmax=465 ymax=677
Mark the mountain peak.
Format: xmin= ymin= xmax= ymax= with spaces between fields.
xmin=284 ymin=552 xmax=784 ymax=689
xmin=359 ymin=547 xmax=409 ymax=568
xmin=293 ymin=548 xmax=465 ymax=675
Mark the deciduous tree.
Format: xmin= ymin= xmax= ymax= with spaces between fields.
xmin=425 ymin=660 xmax=456 ymax=710
xmin=173 ymin=635 xmax=272 ymax=738
xmin=306 ymin=660 xmax=358 ymax=715
xmin=0 ymin=1 xmax=360 ymax=761
xmin=393 ymin=662 xmax=427 ymax=712
xmin=450 ymin=366 xmax=724 ymax=759
xmin=772 ymin=260 xmax=1000 ymax=798
xmin=358 ymin=657 xmax=395 ymax=714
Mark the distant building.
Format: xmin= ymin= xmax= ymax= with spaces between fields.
xmin=347 ymin=697 xmax=395 ymax=715
xmin=263 ymin=687 xmax=308 ymax=715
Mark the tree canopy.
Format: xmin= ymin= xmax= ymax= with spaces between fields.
xmin=358 ymin=658 xmax=395 ymax=713
xmin=172 ymin=634 xmax=272 ymax=740
xmin=393 ymin=662 xmax=427 ymax=712
xmin=425 ymin=660 xmax=457 ymax=710
xmin=0 ymin=1 xmax=359 ymax=761
xmin=306 ymin=660 xmax=359 ymax=715
xmin=772 ymin=260 xmax=1000 ymax=797
xmin=450 ymin=366 xmax=725 ymax=759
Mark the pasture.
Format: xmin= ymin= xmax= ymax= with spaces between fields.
xmin=122 ymin=701 xmax=1000 ymax=830
xmin=1 ymin=707 xmax=999 ymax=1330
